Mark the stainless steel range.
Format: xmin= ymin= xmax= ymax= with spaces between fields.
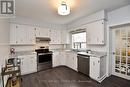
xmin=35 ymin=49 xmax=52 ymax=71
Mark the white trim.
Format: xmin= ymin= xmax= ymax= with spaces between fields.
xmin=110 ymin=24 xmax=130 ymax=80
xmin=98 ymin=74 xmax=107 ymax=83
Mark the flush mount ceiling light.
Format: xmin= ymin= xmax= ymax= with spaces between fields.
xmin=58 ymin=1 xmax=70 ymax=16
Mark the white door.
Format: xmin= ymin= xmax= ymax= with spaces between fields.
xmin=112 ymin=24 xmax=130 ymax=80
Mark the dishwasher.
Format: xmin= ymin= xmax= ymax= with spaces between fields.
xmin=77 ymin=54 xmax=90 ymax=76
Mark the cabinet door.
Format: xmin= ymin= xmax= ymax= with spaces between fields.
xmin=10 ymin=24 xmax=24 ymax=44
xmin=86 ymin=20 xmax=105 ymax=44
xmin=90 ymin=57 xmax=100 ymax=80
xmin=52 ymin=52 xmax=60 ymax=67
xmin=28 ymin=55 xmax=37 ymax=73
xmin=59 ymin=52 xmax=66 ymax=65
xmin=66 ymin=52 xmax=77 ymax=70
xmin=19 ymin=56 xmax=29 ymax=75
xmin=27 ymin=27 xmax=36 ymax=44
xmin=36 ymin=27 xmax=49 ymax=37
xmin=66 ymin=53 xmax=72 ymax=68
xmin=96 ymin=20 xmax=105 ymax=44
xmin=61 ymin=30 xmax=70 ymax=44
xmin=19 ymin=25 xmax=28 ymax=44
xmin=71 ymin=53 xmax=77 ymax=71
xmin=49 ymin=29 xmax=61 ymax=44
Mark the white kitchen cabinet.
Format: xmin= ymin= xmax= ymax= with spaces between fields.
xmin=35 ymin=27 xmax=49 ymax=38
xmin=49 ymin=29 xmax=62 ymax=44
xmin=10 ymin=24 xmax=36 ymax=45
xmin=86 ymin=20 xmax=105 ymax=45
xmin=61 ymin=30 xmax=70 ymax=44
xmin=66 ymin=52 xmax=77 ymax=71
xmin=52 ymin=51 xmax=66 ymax=67
xmin=18 ymin=54 xmax=37 ymax=75
xmin=52 ymin=51 xmax=60 ymax=67
xmin=90 ymin=56 xmax=106 ymax=82
xmin=26 ymin=26 xmax=36 ymax=44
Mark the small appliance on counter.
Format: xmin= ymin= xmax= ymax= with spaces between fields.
xmin=7 ymin=58 xmax=21 ymax=67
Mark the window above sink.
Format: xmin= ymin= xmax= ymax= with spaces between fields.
xmin=71 ymin=32 xmax=86 ymax=50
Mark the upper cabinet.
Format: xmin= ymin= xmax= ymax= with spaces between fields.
xmin=10 ymin=24 xmax=36 ymax=45
xmin=35 ymin=27 xmax=49 ymax=38
xmin=49 ymin=29 xmax=70 ymax=44
xmin=61 ymin=29 xmax=70 ymax=44
xmin=49 ymin=29 xmax=62 ymax=44
xmin=86 ymin=20 xmax=105 ymax=45
xmin=10 ymin=24 xmax=70 ymax=45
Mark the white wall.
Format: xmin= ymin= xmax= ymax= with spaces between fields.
xmin=0 ymin=19 xmax=10 ymax=67
xmin=108 ymin=5 xmax=130 ymax=26
xmin=0 ymin=19 xmax=10 ymax=87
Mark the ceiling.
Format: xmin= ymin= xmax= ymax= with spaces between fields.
xmin=15 ymin=0 xmax=130 ymax=25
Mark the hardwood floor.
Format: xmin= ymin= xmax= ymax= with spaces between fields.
xmin=22 ymin=66 xmax=130 ymax=87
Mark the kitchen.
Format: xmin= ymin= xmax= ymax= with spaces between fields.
xmin=0 ymin=0 xmax=130 ymax=87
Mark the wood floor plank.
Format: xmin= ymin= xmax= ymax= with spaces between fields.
xmin=22 ymin=66 xmax=130 ymax=87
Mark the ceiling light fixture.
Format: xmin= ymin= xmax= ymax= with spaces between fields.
xmin=58 ymin=1 xmax=70 ymax=16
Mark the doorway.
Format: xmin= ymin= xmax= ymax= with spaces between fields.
xmin=111 ymin=24 xmax=130 ymax=80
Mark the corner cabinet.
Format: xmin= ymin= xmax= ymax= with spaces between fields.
xmin=52 ymin=51 xmax=66 ymax=67
xmin=86 ymin=20 xmax=105 ymax=45
xmin=10 ymin=24 xmax=36 ymax=45
xmin=66 ymin=52 xmax=77 ymax=71
xmin=90 ymin=56 xmax=106 ymax=83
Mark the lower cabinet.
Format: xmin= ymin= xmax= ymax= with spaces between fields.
xmin=52 ymin=51 xmax=77 ymax=71
xmin=90 ymin=56 xmax=106 ymax=82
xmin=18 ymin=54 xmax=37 ymax=75
xmin=52 ymin=51 xmax=66 ymax=67
xmin=66 ymin=52 xmax=77 ymax=71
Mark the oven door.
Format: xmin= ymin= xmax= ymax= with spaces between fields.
xmin=38 ymin=53 xmax=52 ymax=63
xmin=37 ymin=53 xmax=52 ymax=71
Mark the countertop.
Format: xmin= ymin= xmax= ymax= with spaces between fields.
xmin=77 ymin=51 xmax=107 ymax=58
xmin=10 ymin=51 xmax=36 ymax=58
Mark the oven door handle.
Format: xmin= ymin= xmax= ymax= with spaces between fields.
xmin=38 ymin=53 xmax=52 ymax=56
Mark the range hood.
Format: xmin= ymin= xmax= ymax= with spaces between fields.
xmin=36 ymin=37 xmax=51 ymax=42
